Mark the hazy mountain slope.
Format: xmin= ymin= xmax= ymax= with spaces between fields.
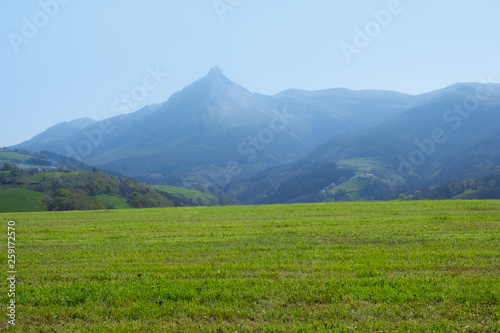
xmin=260 ymin=88 xmax=416 ymax=144
xmin=14 ymin=118 xmax=96 ymax=152
xmin=15 ymin=67 xmax=426 ymax=188
xmin=85 ymin=67 xmax=313 ymax=184
xmin=232 ymin=83 xmax=500 ymax=204
xmin=310 ymin=84 xmax=500 ymax=182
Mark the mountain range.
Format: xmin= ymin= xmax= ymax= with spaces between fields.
xmin=13 ymin=67 xmax=500 ymax=203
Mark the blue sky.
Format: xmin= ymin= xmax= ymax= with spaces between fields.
xmin=1 ymin=0 xmax=499 ymax=146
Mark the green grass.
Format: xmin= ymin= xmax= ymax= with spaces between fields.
xmin=331 ymin=176 xmax=367 ymax=200
xmin=0 ymin=189 xmax=47 ymax=212
xmin=1 ymin=200 xmax=499 ymax=332
xmin=9 ymin=171 xmax=84 ymax=184
xmin=18 ymin=164 xmax=55 ymax=170
xmin=338 ymin=158 xmax=385 ymax=172
xmin=151 ymin=185 xmax=219 ymax=205
xmin=95 ymin=194 xmax=132 ymax=209
xmin=455 ymin=189 xmax=479 ymax=199
xmin=43 ymin=171 xmax=83 ymax=178
xmin=0 ymin=152 xmax=31 ymax=162
xmin=0 ymin=171 xmax=83 ymax=187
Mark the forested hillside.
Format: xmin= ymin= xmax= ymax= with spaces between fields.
xmin=409 ymin=169 xmax=500 ymax=200
xmin=0 ymin=149 xmax=192 ymax=212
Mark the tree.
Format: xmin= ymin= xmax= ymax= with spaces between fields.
xmin=333 ymin=189 xmax=347 ymax=201
xmin=2 ymin=162 xmax=13 ymax=171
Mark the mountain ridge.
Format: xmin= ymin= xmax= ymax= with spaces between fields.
xmin=12 ymin=68 xmax=500 ymax=201
xmin=229 ymin=82 xmax=500 ymax=203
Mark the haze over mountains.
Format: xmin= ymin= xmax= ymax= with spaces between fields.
xmin=311 ymin=84 xmax=500 ymax=182
xmin=235 ymin=83 xmax=500 ymax=204
xmin=13 ymin=67 xmax=500 ymax=203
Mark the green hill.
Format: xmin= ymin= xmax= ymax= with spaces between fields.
xmin=0 ymin=188 xmax=47 ymax=212
xmin=95 ymin=194 xmax=132 ymax=209
xmin=0 ymin=151 xmax=32 ymax=162
xmin=151 ymin=185 xmax=219 ymax=206
xmin=0 ymin=150 xmax=191 ymax=212
xmin=410 ymin=169 xmax=500 ymax=200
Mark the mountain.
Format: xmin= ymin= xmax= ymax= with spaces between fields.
xmin=14 ymin=67 xmax=422 ymax=189
xmin=84 ymin=66 xmax=308 ymax=185
xmin=15 ymin=117 xmax=96 ymax=152
xmin=310 ymin=83 xmax=500 ymax=183
xmin=232 ymin=83 xmax=500 ymax=203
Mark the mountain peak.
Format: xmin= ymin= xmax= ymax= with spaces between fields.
xmin=207 ymin=66 xmax=224 ymax=77
xmin=201 ymin=66 xmax=233 ymax=92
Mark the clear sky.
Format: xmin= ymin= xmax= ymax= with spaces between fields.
xmin=1 ymin=0 xmax=499 ymax=146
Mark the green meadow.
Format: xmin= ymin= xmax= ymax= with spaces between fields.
xmin=0 ymin=152 xmax=31 ymax=162
xmin=0 ymin=189 xmax=47 ymax=213
xmin=1 ymin=200 xmax=499 ymax=332
xmin=150 ymin=185 xmax=219 ymax=206
xmin=95 ymin=194 xmax=132 ymax=210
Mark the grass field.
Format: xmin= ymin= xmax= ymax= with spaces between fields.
xmin=1 ymin=172 xmax=84 ymax=186
xmin=95 ymin=194 xmax=132 ymax=209
xmin=0 ymin=189 xmax=47 ymax=213
xmin=330 ymin=177 xmax=366 ymax=201
xmin=42 ymin=171 xmax=83 ymax=178
xmin=151 ymin=185 xmax=219 ymax=205
xmin=1 ymin=200 xmax=499 ymax=332
xmin=338 ymin=158 xmax=384 ymax=172
xmin=0 ymin=152 xmax=31 ymax=162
